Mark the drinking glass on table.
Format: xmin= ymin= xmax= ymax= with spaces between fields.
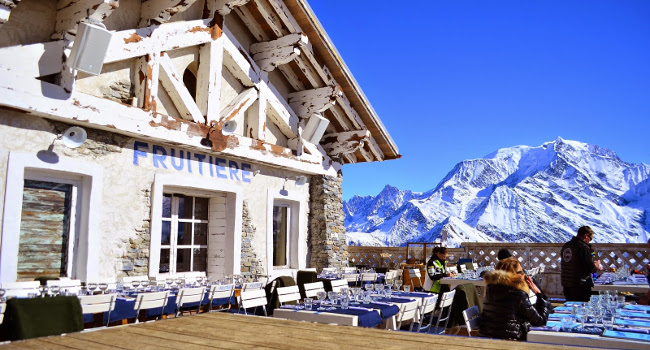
xmin=576 ymin=306 xmax=587 ymax=331
xmin=365 ymin=283 xmax=374 ymax=292
xmin=49 ymin=285 xmax=60 ymax=296
xmin=99 ymin=283 xmax=108 ymax=294
xmin=394 ymin=279 xmax=403 ymax=291
xmin=165 ymin=278 xmax=173 ymax=290
xmin=316 ymin=291 xmax=327 ymax=311
xmin=141 ymin=280 xmax=150 ymax=291
xmin=350 ymin=288 xmax=360 ymax=304
xmin=304 ymin=298 xmax=313 ymax=310
xmin=87 ymin=283 xmax=97 ymax=295
xmin=602 ymin=312 xmax=614 ymax=330
xmin=403 ymin=285 xmax=411 ymax=293
xmin=385 ymin=285 xmax=393 ymax=297
xmin=560 ymin=315 xmax=573 ymax=332
xmin=340 ymin=294 xmax=350 ymax=309
xmin=327 ymin=291 xmax=338 ymax=310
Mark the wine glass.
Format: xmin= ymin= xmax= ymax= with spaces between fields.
xmin=196 ymin=276 xmax=204 ymax=286
xmin=165 ymin=278 xmax=173 ymax=290
xmin=365 ymin=283 xmax=374 ymax=293
xmin=98 ymin=283 xmax=109 ymax=294
xmin=350 ymin=287 xmax=360 ymax=305
xmin=50 ymin=285 xmax=61 ymax=296
xmin=141 ymin=280 xmax=150 ymax=291
xmin=327 ymin=291 xmax=338 ymax=310
xmin=123 ymin=283 xmax=132 ymax=295
xmin=131 ymin=280 xmax=141 ymax=293
xmin=39 ymin=285 xmax=49 ymax=298
xmin=316 ymin=291 xmax=327 ymax=310
xmin=88 ymin=283 xmax=98 ymax=295
xmin=394 ymin=279 xmax=403 ymax=292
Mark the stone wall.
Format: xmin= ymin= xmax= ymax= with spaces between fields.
xmin=241 ymin=201 xmax=264 ymax=281
xmin=308 ymin=175 xmax=348 ymax=271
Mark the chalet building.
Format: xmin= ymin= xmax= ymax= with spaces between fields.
xmin=0 ymin=0 xmax=399 ymax=284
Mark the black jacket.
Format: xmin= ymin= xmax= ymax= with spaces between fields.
xmin=478 ymin=270 xmax=551 ymax=340
xmin=561 ymin=236 xmax=597 ymax=287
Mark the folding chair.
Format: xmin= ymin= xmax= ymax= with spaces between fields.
xmin=342 ymin=267 xmax=357 ymax=274
xmin=342 ymin=273 xmax=359 ymax=287
xmin=462 ymin=305 xmax=480 ymax=337
xmin=78 ymin=294 xmax=116 ymax=327
xmin=329 ymin=279 xmax=348 ymax=293
xmin=408 ymin=269 xmax=423 ymax=290
xmin=176 ymin=286 xmax=206 ymax=317
xmin=432 ymin=289 xmax=456 ymax=334
xmin=303 ymin=282 xmax=325 ymax=299
xmin=277 ymin=286 xmax=302 ymax=306
xmin=414 ymin=294 xmax=439 ymax=333
xmin=133 ymin=291 xmax=169 ymax=323
xmin=208 ymin=283 xmax=235 ymax=312
xmin=242 ymin=281 xmax=264 ymax=292
xmin=396 ymin=300 xmax=420 ymax=330
xmin=1 ymin=281 xmax=40 ymax=298
xmin=47 ymin=279 xmax=82 ymax=295
xmin=239 ymin=289 xmax=268 ymax=316
xmin=359 ymin=273 xmax=377 ymax=287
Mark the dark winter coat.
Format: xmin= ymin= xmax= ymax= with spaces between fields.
xmin=478 ymin=269 xmax=551 ymax=340
xmin=561 ymin=236 xmax=597 ymax=288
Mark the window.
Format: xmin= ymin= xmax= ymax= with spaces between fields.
xmin=18 ymin=180 xmax=76 ymax=279
xmin=272 ymin=205 xmax=290 ymax=267
xmin=159 ymin=194 xmax=208 ymax=274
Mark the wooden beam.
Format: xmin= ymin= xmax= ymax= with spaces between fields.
xmin=139 ymin=0 xmax=199 ymax=27
xmin=0 ymin=1 xmax=21 ymax=30
xmin=104 ymin=19 xmax=219 ymax=64
xmin=357 ymin=146 xmax=373 ymax=163
xmin=321 ymin=130 xmax=370 ymax=157
xmin=52 ymin=0 xmax=119 ymax=39
xmin=267 ymin=0 xmax=301 ymax=34
xmin=0 ymin=74 xmax=334 ymax=175
xmin=277 ymin=64 xmax=305 ymax=91
xmin=246 ymin=88 xmax=266 ymax=140
xmin=197 ymin=38 xmax=224 ymax=124
xmin=233 ymin=4 xmax=268 ymax=42
xmin=211 ymin=0 xmax=249 ymax=16
xmin=133 ymin=52 xmax=160 ymax=111
xmin=158 ymin=52 xmax=205 ymax=123
xmin=250 ymin=33 xmax=307 ymax=72
xmin=219 ymin=87 xmax=258 ymax=123
xmin=293 ymin=54 xmax=321 ymax=88
xmin=251 ymin=0 xmax=285 ymax=37
xmin=260 ymin=79 xmax=298 ymax=138
xmin=222 ymin=27 xmax=262 ymax=87
xmin=288 ymin=85 xmax=342 ymax=119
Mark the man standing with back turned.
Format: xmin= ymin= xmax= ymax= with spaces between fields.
xmin=561 ymin=226 xmax=603 ymax=301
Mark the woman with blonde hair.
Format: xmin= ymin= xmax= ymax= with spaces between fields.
xmin=478 ymin=257 xmax=551 ymax=340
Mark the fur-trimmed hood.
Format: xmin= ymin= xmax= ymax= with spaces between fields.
xmin=483 ymin=269 xmax=529 ymax=293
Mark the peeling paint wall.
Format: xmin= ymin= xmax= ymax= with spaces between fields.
xmin=0 ymin=0 xmax=55 ymax=48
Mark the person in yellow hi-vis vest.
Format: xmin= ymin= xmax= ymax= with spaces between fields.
xmin=423 ymin=246 xmax=456 ymax=294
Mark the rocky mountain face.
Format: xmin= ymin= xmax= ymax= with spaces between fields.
xmin=344 ymin=138 xmax=650 ymax=247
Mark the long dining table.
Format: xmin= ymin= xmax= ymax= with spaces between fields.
xmin=0 ymin=312 xmax=592 ymax=350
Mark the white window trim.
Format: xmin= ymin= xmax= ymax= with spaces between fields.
xmin=1 ymin=152 xmax=103 ymax=283
xmin=150 ymin=173 xmax=243 ymax=279
xmin=266 ymin=188 xmax=307 ymax=280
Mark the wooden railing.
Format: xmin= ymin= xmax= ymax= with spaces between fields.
xmin=348 ymin=243 xmax=650 ymax=298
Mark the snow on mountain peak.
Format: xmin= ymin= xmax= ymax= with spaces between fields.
xmin=345 ymin=139 xmax=650 ymax=247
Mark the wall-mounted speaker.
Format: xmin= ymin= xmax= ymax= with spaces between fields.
xmin=68 ymin=21 xmax=113 ymax=76
xmin=302 ymin=114 xmax=329 ymax=144
xmin=222 ymin=120 xmax=237 ymax=135
xmin=295 ymin=175 xmax=308 ymax=186
xmin=62 ymin=126 xmax=87 ymax=148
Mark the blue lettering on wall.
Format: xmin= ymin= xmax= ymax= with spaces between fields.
xmin=133 ymin=141 xmax=148 ymax=165
xmin=194 ymin=154 xmax=206 ymax=175
xmin=152 ymin=145 xmax=168 ymax=169
xmin=229 ymin=160 xmax=240 ymax=181
xmin=241 ymin=163 xmax=252 ymax=183
xmin=214 ymin=158 xmax=228 ymax=179
xmin=133 ymin=142 xmax=252 ymax=184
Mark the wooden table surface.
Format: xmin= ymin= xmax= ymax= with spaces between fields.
xmin=0 ymin=312 xmax=594 ymax=350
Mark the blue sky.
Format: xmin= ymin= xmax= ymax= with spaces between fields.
xmin=306 ymin=1 xmax=650 ymax=201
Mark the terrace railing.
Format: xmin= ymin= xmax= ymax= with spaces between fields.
xmin=348 ymin=242 xmax=650 ymax=298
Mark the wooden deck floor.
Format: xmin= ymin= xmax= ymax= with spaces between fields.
xmin=0 ymin=312 xmax=592 ymax=350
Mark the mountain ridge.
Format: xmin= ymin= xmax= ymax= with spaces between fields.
xmin=344 ymin=138 xmax=650 ymax=247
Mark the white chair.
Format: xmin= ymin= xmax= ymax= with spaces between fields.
xmin=179 ymin=271 xmax=207 ymax=285
xmin=395 ymin=300 xmax=420 ymax=330
xmin=1 ymin=281 xmax=40 ymax=298
xmin=342 ymin=267 xmax=357 ymax=274
xmin=414 ymin=294 xmax=439 ymax=332
xmin=47 ymin=279 xmax=82 ymax=295
xmin=241 ymin=281 xmax=264 ymax=292
xmin=408 ymin=269 xmax=422 ymax=290
xmin=303 ymin=282 xmax=325 ymax=299
xmin=133 ymin=291 xmax=169 ymax=323
xmin=276 ymin=285 xmax=302 ymax=306
xmin=176 ymin=286 xmax=205 ymax=317
xmin=432 ymin=289 xmax=456 ymax=334
xmin=321 ymin=267 xmax=337 ymax=275
xmin=384 ymin=270 xmax=397 ymax=285
xmin=342 ymin=273 xmax=359 ymax=286
xmin=329 ymin=279 xmax=348 ymax=293
xmin=360 ymin=273 xmax=377 ymax=287
xmin=462 ymin=305 xmax=480 ymax=337
xmin=78 ymin=294 xmax=116 ymax=327
xmin=239 ymin=289 xmax=268 ymax=316
xmin=208 ymin=283 xmax=235 ymax=312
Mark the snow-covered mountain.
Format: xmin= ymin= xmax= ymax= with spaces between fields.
xmin=344 ymin=138 xmax=650 ymax=247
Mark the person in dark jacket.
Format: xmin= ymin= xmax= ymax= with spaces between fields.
xmin=479 ymin=257 xmax=551 ymax=340
xmin=561 ymin=226 xmax=603 ymax=302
